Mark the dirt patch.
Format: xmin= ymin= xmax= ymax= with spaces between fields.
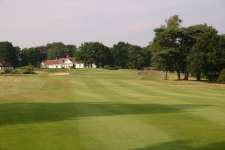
xmin=49 ymin=73 xmax=70 ymax=76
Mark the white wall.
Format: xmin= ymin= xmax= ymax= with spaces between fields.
xmin=41 ymin=59 xmax=88 ymax=69
xmin=63 ymin=63 xmax=73 ymax=69
xmin=48 ymin=65 xmax=62 ymax=69
xmin=92 ymin=64 xmax=97 ymax=68
xmin=75 ymin=63 xmax=84 ymax=69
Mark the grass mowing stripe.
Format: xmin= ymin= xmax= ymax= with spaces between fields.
xmin=122 ymin=79 xmax=225 ymax=104
xmin=0 ymin=69 xmax=225 ymax=150
xmin=95 ymin=79 xmax=160 ymax=102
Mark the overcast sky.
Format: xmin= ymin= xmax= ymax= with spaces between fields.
xmin=0 ymin=0 xmax=225 ymax=48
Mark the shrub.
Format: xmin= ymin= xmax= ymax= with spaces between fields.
xmin=3 ymin=69 xmax=13 ymax=74
xmin=23 ymin=65 xmax=35 ymax=74
xmin=217 ymin=69 xmax=225 ymax=84
xmin=0 ymin=68 xmax=16 ymax=74
xmin=0 ymin=65 xmax=36 ymax=75
xmin=16 ymin=65 xmax=35 ymax=74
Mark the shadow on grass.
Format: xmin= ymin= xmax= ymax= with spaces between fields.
xmin=133 ymin=140 xmax=225 ymax=150
xmin=0 ymin=102 xmax=211 ymax=126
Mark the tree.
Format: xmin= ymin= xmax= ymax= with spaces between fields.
xmin=127 ymin=45 xmax=151 ymax=69
xmin=111 ymin=42 xmax=130 ymax=68
xmin=20 ymin=46 xmax=47 ymax=67
xmin=20 ymin=48 xmax=37 ymax=66
xmin=187 ymin=24 xmax=225 ymax=81
xmin=46 ymin=42 xmax=76 ymax=59
xmin=0 ymin=42 xmax=18 ymax=67
xmin=153 ymin=22 xmax=225 ymax=82
xmin=79 ymin=42 xmax=111 ymax=67
xmin=166 ymin=15 xmax=183 ymax=28
xmin=14 ymin=46 xmax=22 ymax=67
xmin=152 ymin=49 xmax=175 ymax=80
xmin=66 ymin=45 xmax=77 ymax=57
xmin=217 ymin=69 xmax=225 ymax=83
xmin=152 ymin=16 xmax=188 ymax=80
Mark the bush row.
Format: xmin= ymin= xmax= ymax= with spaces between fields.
xmin=1 ymin=65 xmax=35 ymax=75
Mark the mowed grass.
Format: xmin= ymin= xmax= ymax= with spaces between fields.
xmin=0 ymin=69 xmax=225 ymax=150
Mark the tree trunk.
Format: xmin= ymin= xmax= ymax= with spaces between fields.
xmin=177 ymin=71 xmax=181 ymax=80
xmin=164 ymin=71 xmax=168 ymax=80
xmin=197 ymin=75 xmax=201 ymax=81
xmin=196 ymin=72 xmax=201 ymax=81
xmin=184 ymin=72 xmax=189 ymax=80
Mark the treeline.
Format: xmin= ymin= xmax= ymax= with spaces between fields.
xmin=77 ymin=42 xmax=151 ymax=69
xmin=151 ymin=15 xmax=225 ymax=82
xmin=0 ymin=15 xmax=224 ymax=82
xmin=0 ymin=41 xmax=151 ymax=69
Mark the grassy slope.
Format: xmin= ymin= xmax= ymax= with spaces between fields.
xmin=0 ymin=69 xmax=225 ymax=150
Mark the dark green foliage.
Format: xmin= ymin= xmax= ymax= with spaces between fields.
xmin=77 ymin=42 xmax=151 ymax=69
xmin=66 ymin=45 xmax=77 ymax=57
xmin=153 ymin=26 xmax=189 ymax=80
xmin=217 ymin=69 xmax=225 ymax=83
xmin=152 ymin=49 xmax=175 ymax=74
xmin=0 ymin=42 xmax=18 ymax=66
xmin=187 ymin=25 xmax=225 ymax=81
xmin=128 ymin=45 xmax=151 ymax=69
xmin=152 ymin=15 xmax=225 ymax=81
xmin=79 ymin=42 xmax=112 ymax=67
xmin=111 ymin=42 xmax=130 ymax=68
xmin=111 ymin=42 xmax=151 ymax=69
xmin=0 ymin=41 xmax=151 ymax=70
xmin=47 ymin=42 xmax=77 ymax=59
xmin=20 ymin=47 xmax=47 ymax=67
xmin=19 ymin=43 xmax=76 ymax=67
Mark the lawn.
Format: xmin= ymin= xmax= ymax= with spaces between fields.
xmin=0 ymin=69 xmax=225 ymax=150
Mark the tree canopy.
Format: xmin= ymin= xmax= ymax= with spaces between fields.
xmin=78 ymin=42 xmax=112 ymax=67
xmin=47 ymin=42 xmax=77 ymax=59
xmin=0 ymin=42 xmax=18 ymax=67
xmin=152 ymin=15 xmax=225 ymax=81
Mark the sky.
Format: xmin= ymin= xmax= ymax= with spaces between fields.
xmin=0 ymin=0 xmax=225 ymax=48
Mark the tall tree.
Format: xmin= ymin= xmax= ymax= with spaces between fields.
xmin=152 ymin=15 xmax=187 ymax=80
xmin=46 ymin=42 xmax=76 ymax=59
xmin=188 ymin=25 xmax=225 ymax=81
xmin=152 ymin=49 xmax=175 ymax=80
xmin=66 ymin=45 xmax=77 ymax=57
xmin=0 ymin=42 xmax=18 ymax=67
xmin=127 ymin=45 xmax=151 ymax=69
xmin=79 ymin=42 xmax=111 ymax=67
xmin=20 ymin=46 xmax=47 ymax=67
xmin=111 ymin=42 xmax=130 ymax=68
